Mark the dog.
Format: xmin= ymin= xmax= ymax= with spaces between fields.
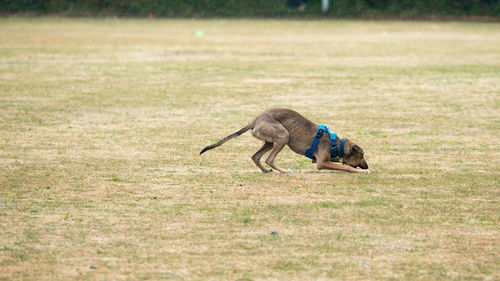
xmin=200 ymin=108 xmax=370 ymax=174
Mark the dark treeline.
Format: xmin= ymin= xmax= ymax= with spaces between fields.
xmin=1 ymin=0 xmax=499 ymax=18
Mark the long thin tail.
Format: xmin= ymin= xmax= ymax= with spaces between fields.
xmin=200 ymin=124 xmax=253 ymax=155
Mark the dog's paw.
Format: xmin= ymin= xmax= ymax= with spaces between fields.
xmin=360 ymin=169 xmax=371 ymax=175
xmin=283 ymin=169 xmax=294 ymax=174
xmin=263 ymin=169 xmax=273 ymax=173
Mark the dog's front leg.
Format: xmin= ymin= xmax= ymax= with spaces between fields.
xmin=316 ymin=160 xmax=370 ymax=174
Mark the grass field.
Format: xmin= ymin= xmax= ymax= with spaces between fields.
xmin=0 ymin=17 xmax=499 ymax=280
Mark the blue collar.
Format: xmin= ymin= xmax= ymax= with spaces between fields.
xmin=305 ymin=125 xmax=345 ymax=161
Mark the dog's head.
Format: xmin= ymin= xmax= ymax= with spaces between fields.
xmin=342 ymin=143 xmax=369 ymax=170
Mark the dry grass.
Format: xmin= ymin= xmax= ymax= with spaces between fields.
xmin=0 ymin=17 xmax=499 ymax=280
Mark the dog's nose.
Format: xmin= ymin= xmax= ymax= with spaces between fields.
xmin=359 ymin=162 xmax=369 ymax=170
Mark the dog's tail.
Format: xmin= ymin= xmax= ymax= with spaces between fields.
xmin=200 ymin=124 xmax=253 ymax=155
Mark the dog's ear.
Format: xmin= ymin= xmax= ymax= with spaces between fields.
xmin=351 ymin=144 xmax=364 ymax=154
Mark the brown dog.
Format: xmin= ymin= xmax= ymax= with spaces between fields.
xmin=200 ymin=108 xmax=370 ymax=174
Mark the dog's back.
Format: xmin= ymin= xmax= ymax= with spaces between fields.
xmin=255 ymin=108 xmax=317 ymax=154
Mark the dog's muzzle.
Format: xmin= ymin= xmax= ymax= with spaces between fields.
xmin=359 ymin=162 xmax=369 ymax=170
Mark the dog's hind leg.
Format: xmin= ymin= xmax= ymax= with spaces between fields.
xmin=252 ymin=142 xmax=273 ymax=173
xmin=251 ymin=120 xmax=291 ymax=174
xmin=265 ymin=141 xmax=292 ymax=173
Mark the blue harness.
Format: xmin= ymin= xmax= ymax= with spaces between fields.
xmin=305 ymin=125 xmax=345 ymax=161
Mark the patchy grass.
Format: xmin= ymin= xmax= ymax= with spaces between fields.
xmin=0 ymin=17 xmax=499 ymax=280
